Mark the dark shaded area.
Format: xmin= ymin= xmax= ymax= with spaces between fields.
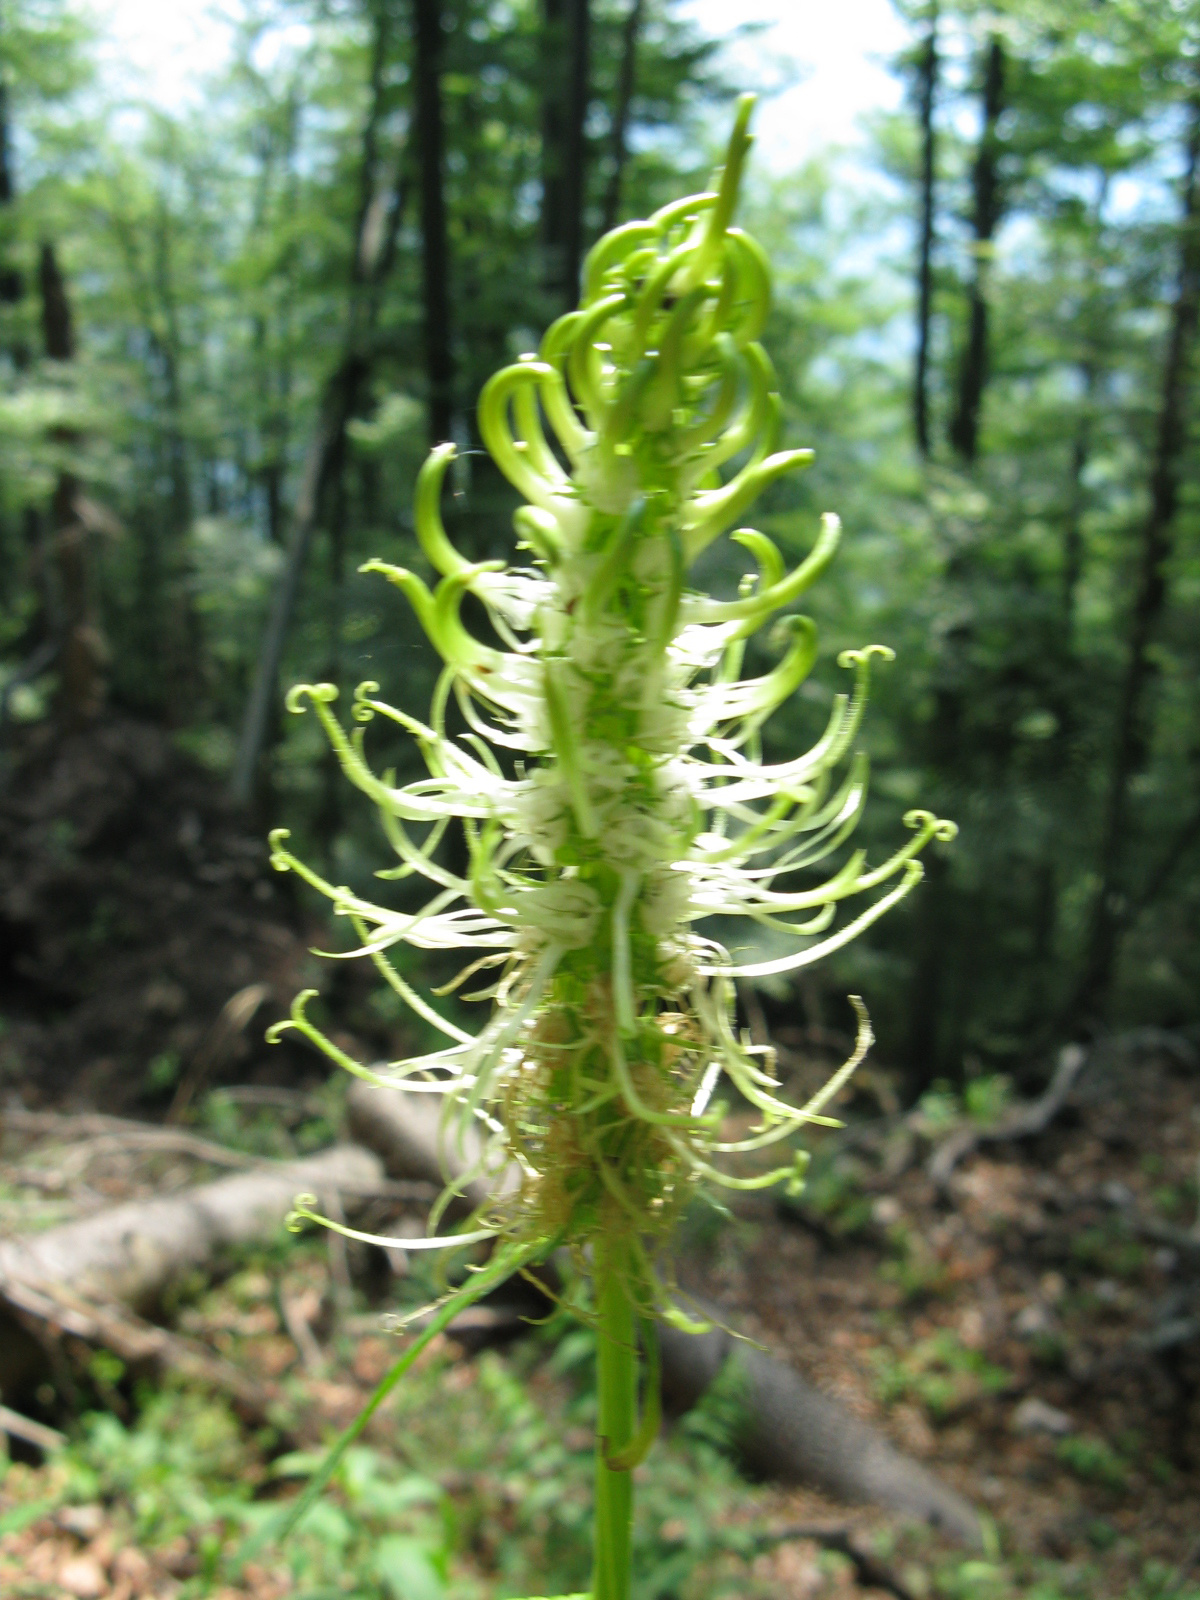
xmin=0 ymin=715 xmax=317 ymax=1109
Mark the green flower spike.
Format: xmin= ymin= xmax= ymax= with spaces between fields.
xmin=267 ymin=94 xmax=954 ymax=1600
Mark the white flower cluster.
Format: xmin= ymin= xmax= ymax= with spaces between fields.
xmin=269 ymin=97 xmax=954 ymax=1269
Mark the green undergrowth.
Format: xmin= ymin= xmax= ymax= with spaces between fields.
xmin=4 ymin=1329 xmax=1197 ymax=1600
xmin=0 ymin=1323 xmax=772 ymax=1600
xmin=0 ymin=1238 xmax=1194 ymax=1600
xmin=871 ymin=1330 xmax=1012 ymax=1422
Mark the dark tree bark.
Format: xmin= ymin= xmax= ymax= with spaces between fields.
xmin=598 ymin=0 xmax=640 ymax=233
xmin=38 ymin=242 xmax=72 ymax=362
xmin=903 ymin=820 xmax=952 ymax=1089
xmin=542 ymin=0 xmax=591 ymax=310
xmin=0 ymin=54 xmax=22 ymax=306
xmin=912 ymin=1 xmax=938 ymax=457
xmin=1062 ymin=181 xmax=1109 ymax=636
xmin=135 ymin=197 xmax=195 ymax=551
xmin=1061 ymin=358 xmax=1096 ymax=635
xmin=251 ymin=89 xmax=300 ymax=550
xmin=601 ymin=0 xmax=642 ymax=234
xmin=414 ymin=0 xmax=454 ymax=445
xmin=1065 ymin=101 xmax=1200 ymax=1029
xmin=950 ymin=34 xmax=1005 ymax=463
xmin=39 ymin=244 xmax=106 ymax=725
xmin=230 ymin=5 xmax=412 ymax=811
xmin=904 ymin=672 xmax=962 ymax=1088
xmin=0 ymin=74 xmax=13 ymax=209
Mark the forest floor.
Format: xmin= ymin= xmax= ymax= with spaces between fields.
xmin=0 ymin=715 xmax=1198 ymax=1600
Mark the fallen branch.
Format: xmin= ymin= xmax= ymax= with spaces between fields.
xmin=0 ymin=1401 xmax=65 ymax=1455
xmin=927 ymin=1043 xmax=1089 ymax=1192
xmin=0 ymin=1271 xmax=292 ymax=1438
xmin=2 ymin=1105 xmax=265 ymax=1171
xmin=168 ymin=983 xmax=271 ymax=1120
xmin=345 ymin=1080 xmax=983 ymax=1547
xmin=756 ymin=1522 xmax=919 ymax=1600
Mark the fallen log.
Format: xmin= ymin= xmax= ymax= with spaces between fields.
xmin=0 ymin=1142 xmax=385 ymax=1312
xmin=345 ymin=1083 xmax=514 ymax=1214
xmin=344 ymin=1080 xmax=984 ymax=1547
xmin=0 ymin=1142 xmax=387 ymax=1422
xmin=658 ymin=1314 xmax=981 ymax=1546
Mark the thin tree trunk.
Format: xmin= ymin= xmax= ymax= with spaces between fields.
xmin=1061 ymin=178 xmax=1110 ymax=632
xmin=316 ymin=452 xmax=351 ymax=851
xmin=230 ymin=359 xmax=366 ymax=811
xmin=231 ymin=8 xmax=410 ymax=811
xmin=251 ymin=95 xmax=298 ymax=551
xmin=1065 ymin=100 xmax=1200 ymax=1028
xmin=564 ymin=0 xmax=590 ymax=300
xmin=144 ymin=198 xmax=204 ymax=714
xmin=601 ymin=0 xmax=642 ymax=234
xmin=1061 ymin=359 xmax=1095 ymax=635
xmin=949 ymin=34 xmax=1004 ymax=464
xmin=542 ymin=0 xmax=591 ymax=310
xmin=912 ymin=1 xmax=938 ymax=457
xmin=904 ymin=679 xmax=960 ymax=1088
xmin=414 ymin=0 xmax=454 ymax=445
xmin=39 ymin=243 xmax=106 ymax=725
xmin=0 ymin=66 xmax=21 ymax=307
xmin=151 ymin=203 xmax=193 ymax=548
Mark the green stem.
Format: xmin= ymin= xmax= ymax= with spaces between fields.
xmin=593 ymin=1236 xmax=637 ymax=1600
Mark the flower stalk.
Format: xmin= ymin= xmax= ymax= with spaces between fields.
xmin=270 ymin=94 xmax=954 ymax=1598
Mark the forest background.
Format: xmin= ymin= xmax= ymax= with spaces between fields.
xmin=5 ymin=0 xmax=1199 ymax=1089
xmin=0 ymin=1 xmax=1199 ymax=1595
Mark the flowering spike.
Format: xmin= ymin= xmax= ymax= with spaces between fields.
xmin=275 ymin=103 xmax=954 ymax=1319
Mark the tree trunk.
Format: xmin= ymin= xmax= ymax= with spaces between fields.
xmin=1065 ymin=99 xmax=1200 ymax=1029
xmin=912 ymin=1 xmax=938 ymax=457
xmin=1061 ymin=359 xmax=1096 ymax=636
xmin=601 ymin=0 xmax=642 ymax=234
xmin=904 ymin=676 xmax=960 ymax=1088
xmin=39 ymin=243 xmax=107 ymax=726
xmin=949 ymin=34 xmax=1004 ymax=463
xmin=230 ymin=8 xmax=411 ymax=811
xmin=0 ymin=1142 xmax=386 ymax=1412
xmin=542 ymin=0 xmax=591 ymax=310
xmin=144 ymin=199 xmax=205 ymax=715
xmin=0 ymin=65 xmax=21 ymax=307
xmin=230 ymin=362 xmax=364 ymax=811
xmin=414 ymin=0 xmax=455 ymax=445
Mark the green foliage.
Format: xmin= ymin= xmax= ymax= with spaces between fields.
xmin=1 ymin=0 xmax=1197 ymax=1082
xmin=871 ymin=1329 xmax=1011 ymax=1420
xmin=785 ymin=1148 xmax=873 ymax=1236
xmin=1055 ymin=1433 xmax=1130 ymax=1493
xmin=878 ymin=1223 xmax=954 ymax=1302
xmin=1070 ymin=1221 xmax=1146 ymax=1281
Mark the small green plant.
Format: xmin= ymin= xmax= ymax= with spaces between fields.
xmin=879 ymin=1223 xmax=954 ymax=1302
xmin=1071 ymin=1223 xmax=1145 ymax=1281
xmin=1056 ymin=1433 xmax=1129 ymax=1492
xmin=784 ymin=1149 xmax=873 ymax=1235
xmin=265 ymin=98 xmax=952 ymax=1599
xmin=872 ymin=1330 xmax=1010 ymax=1421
